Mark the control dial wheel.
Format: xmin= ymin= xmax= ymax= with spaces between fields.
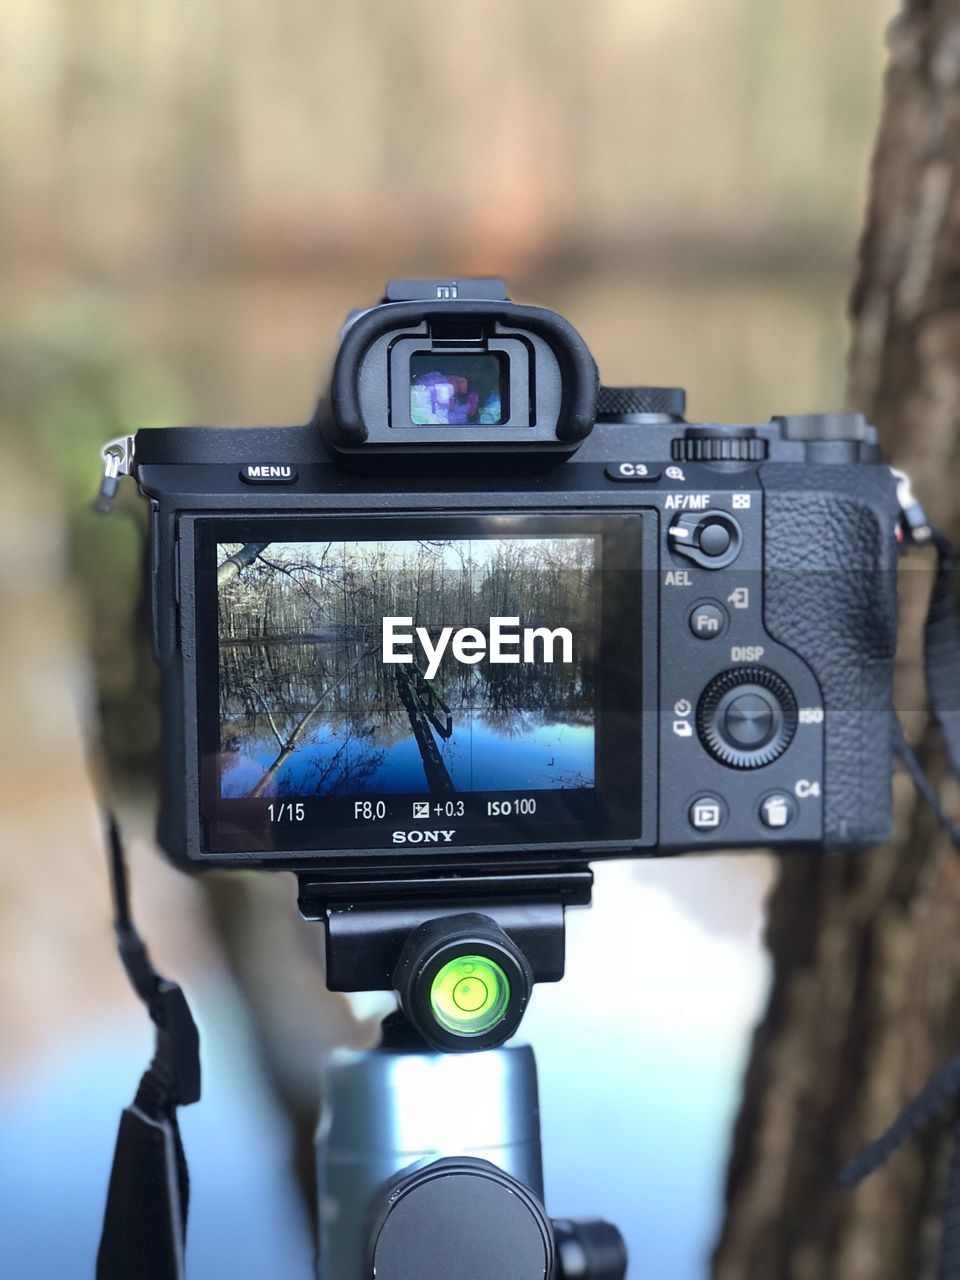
xmin=597 ymin=386 xmax=686 ymax=419
xmin=672 ymin=427 xmax=767 ymax=462
xmin=697 ymin=667 xmax=798 ymax=769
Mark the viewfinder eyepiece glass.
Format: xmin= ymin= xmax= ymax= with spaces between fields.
xmin=409 ymin=353 xmax=506 ymax=425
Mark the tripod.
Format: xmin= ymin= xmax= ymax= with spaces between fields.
xmin=298 ymin=862 xmax=629 ymax=1279
xmin=98 ymin=831 xmax=627 ymax=1279
xmin=316 ymin=1015 xmax=628 ymax=1279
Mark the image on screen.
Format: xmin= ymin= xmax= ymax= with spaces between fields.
xmin=216 ymin=537 xmax=598 ymax=802
xmin=409 ymin=353 xmax=505 ymax=425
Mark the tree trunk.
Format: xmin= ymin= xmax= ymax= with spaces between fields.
xmin=714 ymin=4 xmax=960 ymax=1278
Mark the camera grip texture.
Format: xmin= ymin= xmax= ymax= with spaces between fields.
xmin=761 ymin=465 xmax=901 ymax=850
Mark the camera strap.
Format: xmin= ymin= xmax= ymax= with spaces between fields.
xmin=923 ymin=527 xmax=960 ymax=789
xmin=96 ymin=812 xmax=201 ymax=1280
xmin=840 ymin=517 xmax=960 ymax=1276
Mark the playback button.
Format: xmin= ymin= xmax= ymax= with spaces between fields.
xmin=689 ymin=794 xmax=728 ymax=832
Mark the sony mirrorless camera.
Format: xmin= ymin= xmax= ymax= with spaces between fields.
xmin=101 ymin=277 xmax=904 ymax=878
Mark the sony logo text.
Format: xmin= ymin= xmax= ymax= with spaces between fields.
xmin=392 ymin=830 xmax=457 ymax=845
xmin=382 ymin=616 xmax=574 ymax=680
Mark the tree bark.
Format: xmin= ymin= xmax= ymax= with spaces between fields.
xmin=714 ymin=4 xmax=960 ymax=1278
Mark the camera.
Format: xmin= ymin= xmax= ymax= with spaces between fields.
xmin=97 ymin=277 xmax=913 ymax=1275
xmin=104 ymin=277 xmax=902 ymax=882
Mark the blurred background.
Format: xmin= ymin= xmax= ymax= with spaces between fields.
xmin=0 ymin=2 xmax=894 ymax=1277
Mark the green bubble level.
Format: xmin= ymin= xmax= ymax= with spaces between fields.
xmin=430 ymin=955 xmax=510 ymax=1036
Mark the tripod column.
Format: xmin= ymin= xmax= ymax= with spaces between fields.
xmin=316 ymin=1043 xmax=544 ymax=1280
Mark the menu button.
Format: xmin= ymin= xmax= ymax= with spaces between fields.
xmin=241 ymin=464 xmax=299 ymax=485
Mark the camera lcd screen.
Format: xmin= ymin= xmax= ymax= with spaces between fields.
xmin=409 ymin=353 xmax=506 ymax=425
xmin=195 ymin=514 xmax=648 ymax=857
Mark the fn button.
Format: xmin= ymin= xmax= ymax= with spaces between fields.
xmin=689 ymin=601 xmax=728 ymax=640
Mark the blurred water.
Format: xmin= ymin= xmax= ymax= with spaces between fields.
xmin=0 ymin=977 xmax=314 ymax=1280
xmin=528 ymin=860 xmax=770 ymax=1279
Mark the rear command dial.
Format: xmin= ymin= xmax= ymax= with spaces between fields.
xmin=697 ymin=667 xmax=798 ymax=769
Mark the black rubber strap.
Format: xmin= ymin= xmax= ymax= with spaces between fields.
xmin=894 ymin=722 xmax=960 ymax=850
xmin=97 ymin=814 xmax=200 ymax=1280
xmin=839 ymin=1057 xmax=960 ymax=1280
xmin=927 ymin=529 xmax=960 ymax=782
